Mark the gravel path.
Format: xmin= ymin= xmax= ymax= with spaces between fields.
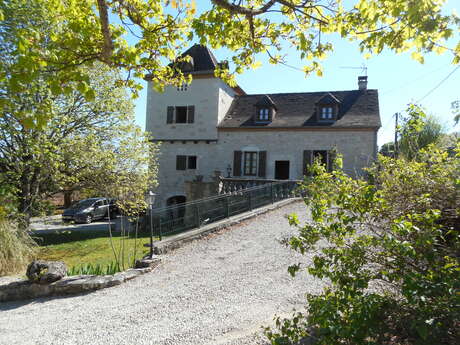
xmin=0 ymin=201 xmax=323 ymax=345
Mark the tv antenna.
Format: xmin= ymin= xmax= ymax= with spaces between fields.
xmin=340 ymin=63 xmax=368 ymax=76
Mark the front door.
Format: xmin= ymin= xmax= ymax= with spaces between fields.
xmin=275 ymin=161 xmax=290 ymax=180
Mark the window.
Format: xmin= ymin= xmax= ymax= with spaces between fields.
xmin=303 ymin=150 xmax=335 ymax=175
xmin=167 ymin=105 xmax=195 ymax=124
xmin=320 ymin=106 xmax=334 ymax=120
xmin=258 ymin=108 xmax=269 ymax=121
xmin=243 ymin=152 xmax=258 ymax=176
xmin=175 ymin=106 xmax=188 ymax=123
xmin=176 ymin=155 xmax=197 ymax=170
xmin=313 ymin=150 xmax=328 ymax=166
xmin=233 ymin=150 xmax=266 ymax=177
xmin=177 ymin=83 xmax=188 ymax=91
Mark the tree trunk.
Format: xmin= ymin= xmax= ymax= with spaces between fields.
xmin=18 ymin=175 xmax=32 ymax=223
xmin=63 ymin=190 xmax=73 ymax=209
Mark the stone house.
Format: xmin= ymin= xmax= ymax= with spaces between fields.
xmin=146 ymin=45 xmax=381 ymax=208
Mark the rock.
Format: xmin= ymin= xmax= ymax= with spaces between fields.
xmin=135 ymin=257 xmax=161 ymax=268
xmin=26 ymin=260 xmax=67 ymax=284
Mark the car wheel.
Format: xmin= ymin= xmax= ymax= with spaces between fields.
xmin=84 ymin=215 xmax=92 ymax=224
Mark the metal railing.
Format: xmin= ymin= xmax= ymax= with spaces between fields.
xmin=146 ymin=180 xmax=300 ymax=239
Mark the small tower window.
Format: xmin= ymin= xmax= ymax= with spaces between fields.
xmin=177 ymin=83 xmax=188 ymax=91
xmin=320 ymin=106 xmax=334 ymax=120
xmin=258 ymin=108 xmax=269 ymax=121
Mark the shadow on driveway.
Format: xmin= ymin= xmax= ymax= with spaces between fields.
xmin=30 ymin=218 xmax=116 ymax=234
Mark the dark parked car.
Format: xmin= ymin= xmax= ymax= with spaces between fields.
xmin=62 ymin=198 xmax=118 ymax=224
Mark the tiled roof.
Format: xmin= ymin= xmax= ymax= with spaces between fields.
xmin=255 ymin=94 xmax=277 ymax=109
xmin=219 ymin=89 xmax=380 ymax=129
xmin=179 ymin=44 xmax=219 ymax=73
xmin=317 ymin=92 xmax=341 ymax=104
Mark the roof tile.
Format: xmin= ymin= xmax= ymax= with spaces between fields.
xmin=219 ymin=90 xmax=381 ymax=128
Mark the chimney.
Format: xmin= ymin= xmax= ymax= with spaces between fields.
xmin=358 ymin=76 xmax=368 ymax=90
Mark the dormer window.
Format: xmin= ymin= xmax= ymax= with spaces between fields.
xmin=258 ymin=108 xmax=270 ymax=121
xmin=320 ymin=106 xmax=334 ymax=120
xmin=316 ymin=92 xmax=340 ymax=122
xmin=254 ymin=95 xmax=277 ymax=124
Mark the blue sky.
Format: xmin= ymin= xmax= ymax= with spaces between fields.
xmin=133 ymin=2 xmax=459 ymax=147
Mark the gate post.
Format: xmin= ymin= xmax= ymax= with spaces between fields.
xmin=159 ymin=219 xmax=162 ymax=241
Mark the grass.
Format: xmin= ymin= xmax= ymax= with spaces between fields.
xmin=67 ymin=261 xmax=122 ymax=276
xmin=0 ymin=219 xmax=37 ymax=276
xmin=33 ymin=230 xmax=155 ymax=272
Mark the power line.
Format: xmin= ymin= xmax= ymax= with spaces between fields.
xmin=416 ymin=65 xmax=460 ymax=103
xmin=379 ymin=64 xmax=450 ymax=96
xmin=380 ymin=65 xmax=459 ymax=146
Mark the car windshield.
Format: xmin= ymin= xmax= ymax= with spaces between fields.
xmin=69 ymin=200 xmax=95 ymax=209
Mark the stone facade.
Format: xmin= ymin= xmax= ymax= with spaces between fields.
xmin=146 ymin=78 xmax=235 ymax=141
xmin=146 ymin=46 xmax=380 ymax=208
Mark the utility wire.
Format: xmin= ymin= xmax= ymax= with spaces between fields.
xmin=380 ymin=65 xmax=459 ymax=146
xmin=379 ymin=64 xmax=450 ymax=96
xmin=416 ymin=65 xmax=460 ymax=103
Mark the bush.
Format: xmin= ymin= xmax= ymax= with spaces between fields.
xmin=0 ymin=218 xmax=37 ymax=276
xmin=266 ymin=145 xmax=459 ymax=345
xmin=29 ymin=199 xmax=56 ymax=217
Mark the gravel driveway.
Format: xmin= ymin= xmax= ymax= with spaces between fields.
xmin=0 ymin=201 xmax=323 ymax=345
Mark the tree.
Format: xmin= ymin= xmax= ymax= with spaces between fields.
xmin=398 ymin=104 xmax=445 ymax=160
xmin=1 ymin=0 xmax=459 ymax=126
xmin=0 ymin=62 xmax=157 ymax=220
xmin=452 ymin=100 xmax=460 ymax=125
xmin=379 ymin=141 xmax=395 ymax=158
xmin=265 ymin=145 xmax=460 ymax=345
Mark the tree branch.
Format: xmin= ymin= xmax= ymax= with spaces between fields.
xmin=211 ymin=0 xmax=277 ymax=16
xmin=96 ymin=0 xmax=114 ymax=62
xmin=212 ymin=0 xmax=328 ymax=25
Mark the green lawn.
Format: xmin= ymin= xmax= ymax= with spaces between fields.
xmin=33 ymin=231 xmax=155 ymax=271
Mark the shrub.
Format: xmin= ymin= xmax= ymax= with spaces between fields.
xmin=266 ymin=145 xmax=459 ymax=345
xmin=0 ymin=218 xmax=37 ymax=276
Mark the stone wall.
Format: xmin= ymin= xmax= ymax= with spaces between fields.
xmin=146 ymin=78 xmax=236 ymax=141
xmin=153 ymin=141 xmax=223 ymax=207
xmin=0 ymin=259 xmax=160 ymax=303
xmin=184 ymin=181 xmax=219 ymax=202
xmin=153 ymin=129 xmax=377 ymax=207
xmin=217 ymin=129 xmax=378 ymax=178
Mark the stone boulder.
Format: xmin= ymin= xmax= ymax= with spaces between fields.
xmin=135 ymin=257 xmax=161 ymax=269
xmin=26 ymin=260 xmax=67 ymax=284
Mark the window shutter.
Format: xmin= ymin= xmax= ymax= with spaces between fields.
xmin=176 ymin=155 xmax=186 ymax=170
xmin=327 ymin=150 xmax=336 ymax=172
xmin=269 ymin=108 xmax=275 ymax=122
xmin=167 ymin=106 xmax=174 ymax=124
xmin=233 ymin=151 xmax=242 ymax=177
xmin=303 ymin=150 xmax=313 ymax=176
xmin=187 ymin=105 xmax=195 ymax=123
xmin=258 ymin=151 xmax=267 ymax=177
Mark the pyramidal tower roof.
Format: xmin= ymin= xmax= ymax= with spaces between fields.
xmin=179 ymin=44 xmax=219 ymax=73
